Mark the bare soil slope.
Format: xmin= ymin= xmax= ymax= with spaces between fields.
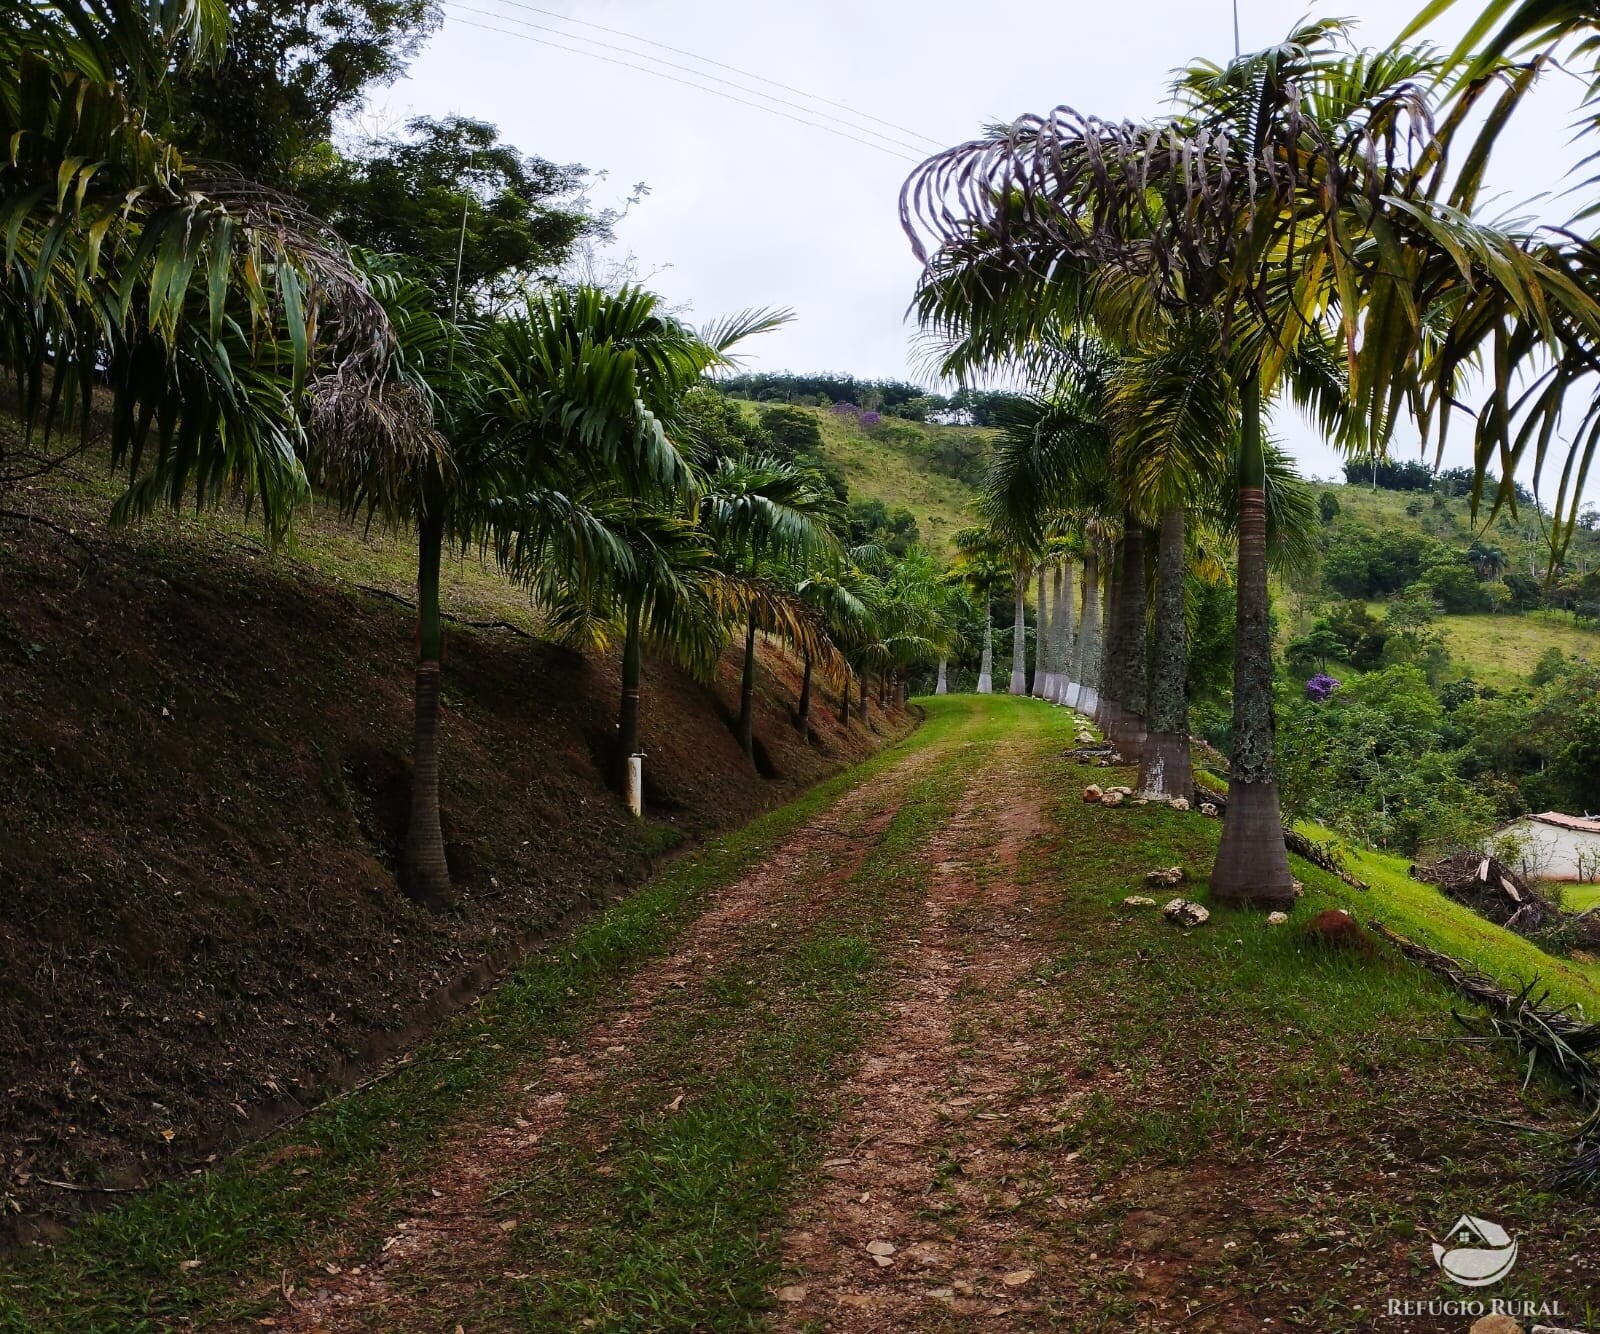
xmin=0 ymin=497 xmax=911 ymax=1230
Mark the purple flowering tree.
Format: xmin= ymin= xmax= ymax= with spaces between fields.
xmin=1304 ymin=672 xmax=1341 ymax=702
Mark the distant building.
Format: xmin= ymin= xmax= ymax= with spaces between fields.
xmin=1495 ymin=812 xmax=1600 ymax=882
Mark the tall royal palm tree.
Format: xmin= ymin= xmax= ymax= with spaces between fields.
xmin=950 ymin=526 xmax=1010 ymax=694
xmin=903 ymin=21 xmax=1600 ymax=906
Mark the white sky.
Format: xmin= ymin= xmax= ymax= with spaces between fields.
xmin=383 ymin=0 xmax=1597 ymax=506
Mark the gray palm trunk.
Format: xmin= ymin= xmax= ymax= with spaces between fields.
xmin=1211 ymin=375 xmax=1296 ymax=907
xmin=935 ymin=657 xmax=948 ymax=694
xmin=1095 ymin=543 xmax=1119 ymax=735
xmin=1111 ymin=524 xmax=1148 ymax=756
xmin=1137 ymin=508 xmax=1193 ymax=801
xmin=976 ymin=603 xmax=993 ymax=693
xmin=1057 ymin=560 xmax=1075 ymax=706
xmin=1032 ymin=567 xmax=1049 ymax=698
xmin=1009 ymin=569 xmax=1028 ymax=695
xmin=1076 ymin=548 xmax=1101 ymax=716
xmin=1044 ymin=564 xmax=1061 ymax=701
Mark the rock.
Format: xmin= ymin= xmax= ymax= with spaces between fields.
xmin=1097 ymin=759 xmax=1112 ymax=767
xmin=1082 ymin=784 xmax=1103 ymax=803
xmin=1108 ymin=785 xmax=1133 ymax=797
xmin=1291 ymin=879 xmax=1305 ymax=898
xmin=1101 ymin=791 xmax=1124 ymax=807
xmin=1131 ymin=797 xmax=1150 ymax=806
xmin=1108 ymin=752 xmax=1124 ymax=764
xmin=1305 ymin=908 xmax=1373 ymax=956
xmin=1145 ymin=866 xmax=1186 ymax=888
xmin=1163 ymin=898 xmax=1210 ymax=927
xmin=865 ymin=1240 xmax=896 ymax=1257
xmin=1170 ymin=797 xmax=1190 ymax=811
xmin=1001 ymin=1269 xmax=1035 ymax=1286
xmin=1267 ymin=911 xmax=1289 ymax=925
xmin=776 ymin=1285 xmax=808 ymax=1303
xmin=1122 ymin=895 xmax=1157 ymax=907
xmin=1469 ymin=1317 xmax=1523 ymax=1334
xmin=1200 ymin=802 xmax=1219 ymax=817
xmin=1076 ymin=730 xmax=1095 ymax=744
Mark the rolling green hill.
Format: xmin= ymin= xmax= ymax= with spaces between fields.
xmin=729 ymin=400 xmax=986 ymax=556
xmin=1284 ymin=478 xmax=1599 ymax=688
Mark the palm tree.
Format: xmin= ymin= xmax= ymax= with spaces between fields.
xmin=1 ymin=0 xmax=395 ymax=531
xmin=1399 ymin=1 xmax=1600 ymax=557
xmin=950 ymin=527 xmax=1010 ymax=694
xmin=318 ymin=283 xmax=724 ymax=906
xmin=794 ymin=565 xmax=873 ymax=732
xmin=903 ymin=21 xmax=1599 ymax=905
xmin=698 ymin=454 xmax=840 ymax=762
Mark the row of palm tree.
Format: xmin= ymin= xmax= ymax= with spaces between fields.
xmin=902 ymin=16 xmax=1600 ymax=907
xmin=1 ymin=1 xmax=960 ymax=915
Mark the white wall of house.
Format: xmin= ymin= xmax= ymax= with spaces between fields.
xmin=1498 ymin=819 xmax=1600 ymax=882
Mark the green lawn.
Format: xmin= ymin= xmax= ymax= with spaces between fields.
xmin=1297 ymin=825 xmax=1600 ymax=1013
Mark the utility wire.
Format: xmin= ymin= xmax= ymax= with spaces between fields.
xmin=459 ymin=0 xmax=933 ymax=156
xmin=481 ymin=0 xmax=946 ymax=150
xmin=442 ymin=9 xmax=924 ymax=162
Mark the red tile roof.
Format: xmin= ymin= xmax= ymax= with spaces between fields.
xmin=1529 ymin=811 xmax=1600 ymax=835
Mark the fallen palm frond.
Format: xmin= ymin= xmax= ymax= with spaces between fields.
xmin=1369 ymin=921 xmax=1600 ymax=1191
xmin=1284 ymin=828 xmax=1369 ymax=891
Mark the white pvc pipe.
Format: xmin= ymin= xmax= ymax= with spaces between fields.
xmin=626 ymin=754 xmax=644 ymax=818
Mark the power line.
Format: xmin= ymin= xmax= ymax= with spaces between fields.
xmin=482 ymin=0 xmax=945 ymax=151
xmin=447 ymin=2 xmax=930 ymax=158
xmin=457 ymin=0 xmax=933 ymax=156
xmin=441 ymin=10 xmax=925 ymax=163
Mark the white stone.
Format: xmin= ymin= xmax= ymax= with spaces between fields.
xmin=1162 ymin=898 xmax=1211 ymax=927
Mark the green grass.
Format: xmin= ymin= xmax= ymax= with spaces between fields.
xmin=1435 ymin=610 xmax=1598 ymax=687
xmin=0 ymin=708 xmax=981 ymax=1333
xmin=1037 ymin=761 xmax=1600 ymax=1326
xmin=1560 ymin=882 xmax=1600 ymax=913
xmin=1295 ymin=827 xmax=1600 ymax=1012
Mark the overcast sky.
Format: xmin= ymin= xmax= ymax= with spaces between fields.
xmin=381 ymin=0 xmax=1595 ymax=504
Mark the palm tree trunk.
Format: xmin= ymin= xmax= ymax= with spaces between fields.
xmin=795 ymin=651 xmax=812 ymax=731
xmin=403 ymin=509 xmax=452 ymax=912
xmin=1009 ymin=567 xmax=1028 ymax=695
xmin=1211 ymin=374 xmax=1295 ymax=908
xmin=737 ymin=610 xmax=758 ymax=761
xmin=935 ymin=657 xmax=948 ymax=694
xmin=1096 ymin=543 xmax=1121 ymax=736
xmin=1077 ymin=548 xmax=1101 ymax=716
xmin=619 ymin=595 xmax=644 ymax=782
xmin=976 ymin=603 xmax=993 ymax=693
xmin=1138 ymin=508 xmax=1193 ymax=801
xmin=1032 ymin=566 xmax=1049 ymax=698
xmin=1114 ymin=522 xmax=1149 ymax=757
xmin=1057 ymin=560 xmax=1075 ymax=706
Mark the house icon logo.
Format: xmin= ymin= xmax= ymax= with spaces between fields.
xmin=1432 ymin=1215 xmax=1518 ymax=1287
